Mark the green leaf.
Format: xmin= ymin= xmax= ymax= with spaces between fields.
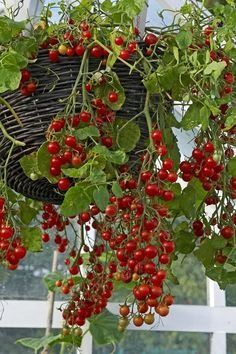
xmin=194 ymin=238 xmax=215 ymax=268
xmin=94 ymin=71 xmax=125 ymax=111
xmin=163 ymin=128 xmax=180 ymax=170
xmin=174 ymin=231 xmax=195 ymax=254
xmin=49 ymin=333 xmax=82 ymax=347
xmin=62 ymin=157 xmax=107 ymax=181
xmin=181 ymin=102 xmax=203 ymax=130
xmin=93 ymin=185 xmax=109 ymax=211
xmin=101 ymin=0 xmax=113 ymax=11
xmin=89 ymin=168 xmax=107 ymax=183
xmin=211 ymin=235 xmax=227 ymax=250
xmin=158 ymin=66 xmax=178 ymax=91
xmin=60 ymin=183 xmax=94 ymax=217
xmin=180 ymin=4 xmax=192 ymax=14
xmin=200 ymin=105 xmax=210 ymax=130
xmin=173 ymin=46 xmax=179 ymax=63
xmin=106 ymin=52 xmax=118 ymax=69
xmin=175 ymin=30 xmax=193 ymax=49
xmin=12 ymin=37 xmax=37 ymax=58
xmin=21 ymin=226 xmax=42 ymax=252
xmin=179 ymin=185 xmax=196 ymax=218
xmin=143 ymin=72 xmax=160 ymax=93
xmin=224 ymin=113 xmax=236 ymax=131
xmin=167 ymin=268 xmax=180 ymax=285
xmin=62 ymin=165 xmax=89 ymax=179
xmin=89 ymin=309 xmax=124 ymax=345
xmin=0 ymin=64 xmax=21 ymax=93
xmin=18 ymin=201 xmax=38 ymax=225
xmin=0 ymin=17 xmax=25 ymax=44
xmin=16 ymin=337 xmax=49 ymax=351
xmin=203 ymin=61 xmax=227 ymax=80
xmin=165 ymin=112 xmax=181 ymax=128
xmin=17 ymin=333 xmax=82 ymax=351
xmin=2 ymin=185 xmax=18 ymax=203
xmin=92 ymin=145 xmax=127 ymax=164
xmin=37 ymin=142 xmax=58 ymax=183
xmin=20 ymin=152 xmax=41 ymax=180
xmin=43 ymin=272 xmax=63 ymax=292
xmin=2 ymin=50 xmax=28 ymax=69
xmin=206 ymin=267 xmax=236 ymax=290
xmin=76 ymin=126 xmax=100 ymax=140
xmin=110 ymin=32 xmax=124 ymax=58
xmin=227 ymin=157 xmax=236 ymax=176
xmin=116 ymin=119 xmax=141 ymax=152
xmin=188 ymin=178 xmax=208 ymax=209
xmin=112 ymin=181 xmax=123 ymax=197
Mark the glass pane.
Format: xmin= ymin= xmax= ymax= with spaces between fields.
xmin=227 ymin=334 xmax=236 ymax=354
xmin=0 ymin=328 xmax=76 ymax=354
xmin=0 ymin=249 xmax=51 ymax=300
xmin=93 ymin=331 xmax=210 ymax=354
xmin=0 ymin=245 xmax=66 ymax=300
xmin=226 ymin=284 xmax=236 ymax=306
xmin=111 ymin=254 xmax=207 ymax=305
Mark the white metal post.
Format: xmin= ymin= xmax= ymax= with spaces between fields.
xmin=207 ymin=278 xmax=227 ymax=354
xmin=79 ymin=321 xmax=93 ymax=354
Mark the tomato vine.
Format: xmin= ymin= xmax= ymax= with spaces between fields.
xmin=0 ymin=0 xmax=235 ymax=351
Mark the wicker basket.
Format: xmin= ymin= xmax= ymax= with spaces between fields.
xmin=0 ymin=49 xmax=148 ymax=204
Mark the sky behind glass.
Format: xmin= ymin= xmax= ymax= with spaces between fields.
xmin=43 ymin=0 xmax=187 ymax=27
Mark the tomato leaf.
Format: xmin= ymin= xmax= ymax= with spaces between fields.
xmin=76 ymin=126 xmax=100 ymax=140
xmin=94 ymin=71 xmax=125 ymax=111
xmin=175 ymin=30 xmax=193 ymax=49
xmin=181 ymin=102 xmax=203 ymax=130
xmin=206 ymin=267 xmax=236 ymax=290
xmin=93 ymin=185 xmax=110 ymax=211
xmin=89 ymin=168 xmax=107 ymax=183
xmin=194 ymin=238 xmax=216 ymax=268
xmin=92 ymin=145 xmax=127 ymax=164
xmin=20 ymin=152 xmax=41 ymax=180
xmin=89 ymin=309 xmax=124 ymax=345
xmin=43 ymin=271 xmax=64 ymax=292
xmin=143 ymin=72 xmax=160 ymax=93
xmin=0 ymin=64 xmax=21 ymax=93
xmin=200 ymin=105 xmax=210 ymax=130
xmin=21 ymin=226 xmax=42 ymax=252
xmin=174 ymin=229 xmax=195 ymax=254
xmin=112 ymin=181 xmax=123 ymax=197
xmin=17 ymin=333 xmax=82 ymax=351
xmin=203 ymin=61 xmax=226 ymax=80
xmin=163 ymin=128 xmax=180 ymax=170
xmin=0 ymin=17 xmax=25 ymax=44
xmin=37 ymin=142 xmax=58 ymax=183
xmin=60 ymin=183 xmax=94 ymax=217
xmin=227 ymin=157 xmax=236 ymax=176
xmin=18 ymin=201 xmax=38 ymax=225
xmin=115 ymin=119 xmax=141 ymax=152
xmin=224 ymin=113 xmax=236 ymax=131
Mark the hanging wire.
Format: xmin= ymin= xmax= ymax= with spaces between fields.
xmin=13 ymin=0 xmax=25 ymax=18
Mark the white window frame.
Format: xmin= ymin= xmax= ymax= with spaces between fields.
xmin=1 ymin=2 xmax=235 ymax=354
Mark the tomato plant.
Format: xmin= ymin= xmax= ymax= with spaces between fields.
xmin=0 ymin=0 xmax=235 ymax=352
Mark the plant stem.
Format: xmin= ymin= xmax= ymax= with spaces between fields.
xmin=59 ymin=342 xmax=66 ymax=354
xmin=0 ymin=122 xmax=25 ymax=146
xmin=41 ymin=250 xmax=58 ymax=354
xmin=94 ymin=39 xmax=143 ymax=75
xmin=143 ymin=91 xmax=154 ymax=151
xmin=0 ymin=97 xmax=23 ymax=127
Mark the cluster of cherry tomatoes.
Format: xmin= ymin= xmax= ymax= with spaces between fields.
xmin=19 ymin=69 xmax=37 ymax=96
xmin=0 ymin=197 xmax=27 ymax=270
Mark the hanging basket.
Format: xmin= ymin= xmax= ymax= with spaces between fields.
xmin=0 ymin=49 xmax=148 ymax=204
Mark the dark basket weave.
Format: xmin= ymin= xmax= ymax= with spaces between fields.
xmin=0 ymin=49 xmax=148 ymax=204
